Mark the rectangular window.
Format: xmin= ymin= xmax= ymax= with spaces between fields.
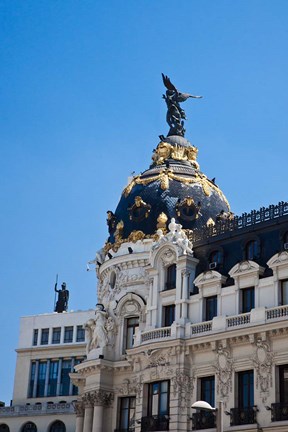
xmin=125 ymin=317 xmax=139 ymax=350
xmin=192 ymin=376 xmax=215 ymax=430
xmin=36 ymin=362 xmax=47 ymax=397
xmin=52 ymin=327 xmax=61 ymax=344
xmin=241 ymin=287 xmax=255 ymax=313
xmin=60 ymin=359 xmax=72 ymax=396
xmin=279 ymin=365 xmax=288 ymax=404
xmin=201 ymin=376 xmax=215 ymax=406
xmin=64 ymin=326 xmax=73 ymax=343
xmin=76 ymin=325 xmax=85 ymax=342
xmin=29 ymin=362 xmax=36 ymax=398
xmin=205 ymin=296 xmax=217 ymax=321
xmin=40 ymin=328 xmax=49 ymax=345
xmin=280 ymin=280 xmax=288 ymax=305
xmin=119 ymin=396 xmax=136 ymax=431
xmin=163 ymin=304 xmax=175 ymax=327
xmin=33 ymin=329 xmax=38 ymax=346
xmin=47 ymin=360 xmax=59 ymax=396
xmin=148 ymin=380 xmax=169 ymax=416
xmin=165 ymin=264 xmax=176 ymax=290
xmin=238 ymin=370 xmax=254 ymax=407
xmin=72 ymin=358 xmax=84 ymax=395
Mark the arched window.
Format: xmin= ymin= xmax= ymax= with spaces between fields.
xmin=49 ymin=421 xmax=66 ymax=432
xmin=165 ymin=264 xmax=176 ymax=290
xmin=0 ymin=425 xmax=10 ymax=432
xmin=245 ymin=240 xmax=258 ymax=261
xmin=22 ymin=422 xmax=37 ymax=432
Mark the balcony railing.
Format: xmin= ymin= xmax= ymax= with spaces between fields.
xmin=141 ymin=415 xmax=169 ymax=431
xmin=137 ymin=305 xmax=288 ymax=345
xmin=230 ymin=406 xmax=257 ymax=426
xmin=271 ymin=402 xmax=288 ymax=422
xmin=0 ymin=402 xmax=74 ymax=417
xmin=141 ymin=327 xmax=171 ymax=343
xmin=191 ymin=321 xmax=212 ymax=335
xmin=192 ymin=411 xmax=215 ymax=430
xmin=266 ymin=305 xmax=288 ymax=320
xmin=227 ymin=312 xmax=251 ymax=328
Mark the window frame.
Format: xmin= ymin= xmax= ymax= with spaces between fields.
xmin=165 ymin=264 xmax=176 ymax=291
xmin=52 ymin=327 xmax=61 ymax=344
xmin=241 ymin=287 xmax=255 ymax=313
xmin=147 ymin=380 xmax=170 ymax=417
xmin=118 ymin=396 xmax=136 ymax=431
xmin=204 ymin=296 xmax=217 ymax=321
xmin=125 ymin=316 xmax=139 ymax=351
xmin=163 ymin=304 xmax=175 ymax=327
xmin=40 ymin=328 xmax=49 ymax=345
xmin=63 ymin=326 xmax=73 ymax=343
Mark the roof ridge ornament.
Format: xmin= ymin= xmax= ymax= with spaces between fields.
xmin=161 ymin=73 xmax=202 ymax=137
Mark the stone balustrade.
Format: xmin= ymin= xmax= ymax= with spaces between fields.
xmin=141 ymin=326 xmax=172 ymax=343
xmin=134 ymin=306 xmax=288 ymax=344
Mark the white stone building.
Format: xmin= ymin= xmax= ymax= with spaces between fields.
xmin=0 ymin=310 xmax=93 ymax=432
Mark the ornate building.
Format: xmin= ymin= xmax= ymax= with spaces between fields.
xmin=70 ymin=76 xmax=288 ymax=432
xmin=1 ymin=76 xmax=288 ymax=432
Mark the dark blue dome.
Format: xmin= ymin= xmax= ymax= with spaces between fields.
xmin=106 ymin=136 xmax=231 ymax=245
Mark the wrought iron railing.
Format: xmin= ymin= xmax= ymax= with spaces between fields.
xmin=141 ymin=415 xmax=169 ymax=431
xmin=192 ymin=201 xmax=288 ymax=243
xmin=192 ymin=411 xmax=215 ymax=430
xmin=271 ymin=402 xmax=288 ymax=422
xmin=230 ymin=406 xmax=257 ymax=426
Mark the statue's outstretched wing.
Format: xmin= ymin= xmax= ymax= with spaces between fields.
xmin=162 ymin=73 xmax=177 ymax=92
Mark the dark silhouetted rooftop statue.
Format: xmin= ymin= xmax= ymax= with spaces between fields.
xmin=162 ymin=73 xmax=202 ymax=137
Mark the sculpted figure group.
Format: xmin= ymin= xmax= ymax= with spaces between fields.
xmin=84 ymin=304 xmax=116 ymax=354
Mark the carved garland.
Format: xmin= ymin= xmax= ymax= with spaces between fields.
xmin=171 ymin=369 xmax=195 ymax=411
xmin=122 ymin=169 xmax=230 ymax=210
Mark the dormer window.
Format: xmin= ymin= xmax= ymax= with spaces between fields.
xmin=209 ymin=250 xmax=222 ymax=269
xmin=165 ymin=264 xmax=176 ymax=290
xmin=245 ymin=240 xmax=258 ymax=261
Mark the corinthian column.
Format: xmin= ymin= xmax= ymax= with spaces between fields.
xmin=74 ymin=401 xmax=84 ymax=432
xmin=82 ymin=393 xmax=94 ymax=432
xmin=91 ymin=390 xmax=114 ymax=432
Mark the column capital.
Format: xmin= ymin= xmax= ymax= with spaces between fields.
xmin=73 ymin=401 xmax=85 ymax=417
xmin=90 ymin=389 xmax=114 ymax=407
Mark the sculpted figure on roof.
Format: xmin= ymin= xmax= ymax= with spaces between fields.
xmin=162 ymin=73 xmax=202 ymax=137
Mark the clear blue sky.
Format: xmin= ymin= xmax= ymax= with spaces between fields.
xmin=1 ymin=0 xmax=288 ymax=404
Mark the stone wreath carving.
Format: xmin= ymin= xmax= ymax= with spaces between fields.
xmin=215 ymin=343 xmax=233 ymax=403
xmin=171 ymin=369 xmax=194 ymax=411
xmin=252 ymin=338 xmax=274 ymax=403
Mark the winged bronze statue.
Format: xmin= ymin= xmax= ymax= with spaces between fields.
xmin=162 ymin=73 xmax=202 ymax=137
